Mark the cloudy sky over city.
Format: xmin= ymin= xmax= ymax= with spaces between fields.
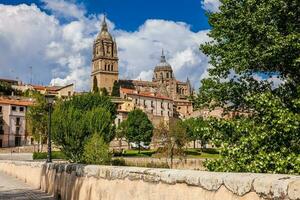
xmin=0 ymin=0 xmax=221 ymax=91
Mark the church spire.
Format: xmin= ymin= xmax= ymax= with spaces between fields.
xmin=101 ymin=14 xmax=108 ymax=32
xmin=160 ymin=49 xmax=166 ymax=63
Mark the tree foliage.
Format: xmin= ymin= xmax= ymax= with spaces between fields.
xmin=154 ymin=120 xmax=188 ymax=168
xmin=111 ymin=81 xmax=120 ymax=97
xmin=123 ymin=109 xmax=153 ymax=152
xmin=26 ymin=92 xmax=49 ymax=151
xmin=183 ymin=117 xmax=211 ymax=149
xmin=83 ymin=133 xmax=111 ymax=165
xmin=51 ymin=93 xmax=116 ymax=162
xmin=0 ymin=81 xmax=22 ymax=96
xmin=197 ymin=0 xmax=300 ymax=174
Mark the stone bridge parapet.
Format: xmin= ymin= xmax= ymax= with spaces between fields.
xmin=0 ymin=160 xmax=299 ymax=200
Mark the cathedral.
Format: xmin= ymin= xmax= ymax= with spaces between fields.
xmin=91 ymin=17 xmax=193 ymax=118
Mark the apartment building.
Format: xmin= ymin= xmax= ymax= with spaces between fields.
xmin=0 ymin=98 xmax=33 ymax=147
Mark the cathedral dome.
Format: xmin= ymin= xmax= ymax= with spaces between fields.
xmin=96 ymin=16 xmax=113 ymax=41
xmin=154 ymin=50 xmax=173 ymax=72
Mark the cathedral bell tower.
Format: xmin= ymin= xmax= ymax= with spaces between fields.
xmin=91 ymin=16 xmax=118 ymax=94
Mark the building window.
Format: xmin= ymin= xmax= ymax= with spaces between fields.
xmin=151 ymin=101 xmax=154 ymax=108
xmin=104 ymin=64 xmax=107 ymax=71
xmin=166 ymin=73 xmax=169 ymax=78
xmin=12 ymin=106 xmax=16 ymax=111
xmin=161 ymin=110 xmax=163 ymax=116
xmin=161 ymin=102 xmax=163 ymax=109
xmin=0 ymin=117 xmax=3 ymax=135
xmin=16 ymin=127 xmax=20 ymax=135
xmin=111 ymin=65 xmax=114 ymax=71
xmin=0 ymin=106 xmax=2 ymax=113
xmin=19 ymin=107 xmax=24 ymax=112
xmin=16 ymin=117 xmax=20 ymax=126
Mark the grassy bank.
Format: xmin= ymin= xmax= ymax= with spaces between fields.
xmin=33 ymin=148 xmax=220 ymax=160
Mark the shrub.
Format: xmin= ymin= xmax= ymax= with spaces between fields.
xmin=111 ymin=158 xmax=126 ymax=166
xmin=33 ymin=151 xmax=67 ymax=160
xmin=83 ymin=134 xmax=111 ymax=165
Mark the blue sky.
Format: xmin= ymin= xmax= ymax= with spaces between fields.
xmin=0 ymin=0 xmax=210 ymax=31
xmin=0 ymin=0 xmax=220 ymax=91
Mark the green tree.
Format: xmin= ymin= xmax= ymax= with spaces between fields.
xmin=111 ymin=81 xmax=120 ymax=97
xmin=26 ymin=92 xmax=49 ymax=152
xmin=197 ymin=0 xmax=300 ymax=174
xmin=124 ymin=109 xmax=153 ymax=153
xmin=83 ymin=133 xmax=111 ymax=165
xmin=116 ymin=120 xmax=129 ymax=151
xmin=100 ymin=87 xmax=109 ymax=96
xmin=167 ymin=119 xmax=188 ymax=168
xmin=0 ymin=81 xmax=22 ymax=96
xmin=51 ymin=93 xmax=116 ymax=162
xmin=183 ymin=117 xmax=210 ymax=149
xmin=92 ymin=76 xmax=99 ymax=93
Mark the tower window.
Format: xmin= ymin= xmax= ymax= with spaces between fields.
xmin=166 ymin=73 xmax=169 ymax=78
xmin=111 ymin=65 xmax=113 ymax=71
xmin=104 ymin=64 xmax=107 ymax=71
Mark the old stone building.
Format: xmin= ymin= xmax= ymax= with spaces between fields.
xmin=91 ymin=17 xmax=119 ymax=94
xmin=119 ymin=50 xmax=192 ymax=102
xmin=91 ymin=18 xmax=193 ymax=119
xmin=0 ymin=98 xmax=33 ymax=147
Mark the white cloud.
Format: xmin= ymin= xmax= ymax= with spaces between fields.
xmin=201 ymin=0 xmax=221 ymax=12
xmin=0 ymin=3 xmax=60 ymax=85
xmin=115 ymin=20 xmax=211 ymax=89
xmin=41 ymin=0 xmax=86 ymax=20
xmin=0 ymin=2 xmax=211 ymax=91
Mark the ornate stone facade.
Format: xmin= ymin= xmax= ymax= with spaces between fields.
xmin=91 ymin=19 xmax=193 ymax=117
xmin=91 ymin=17 xmax=118 ymax=94
xmin=119 ymin=50 xmax=192 ymax=102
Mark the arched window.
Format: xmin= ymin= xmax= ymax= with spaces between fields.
xmin=111 ymin=65 xmax=113 ymax=71
xmin=160 ymin=72 xmax=163 ymax=78
xmin=166 ymin=73 xmax=169 ymax=78
xmin=104 ymin=64 xmax=107 ymax=71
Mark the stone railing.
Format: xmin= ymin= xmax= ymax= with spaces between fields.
xmin=0 ymin=160 xmax=299 ymax=200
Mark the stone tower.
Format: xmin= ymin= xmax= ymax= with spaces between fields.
xmin=91 ymin=16 xmax=118 ymax=94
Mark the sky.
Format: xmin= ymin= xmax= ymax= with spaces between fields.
xmin=0 ymin=0 xmax=222 ymax=91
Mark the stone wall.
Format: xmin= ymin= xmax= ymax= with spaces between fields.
xmin=119 ymin=157 xmax=206 ymax=170
xmin=0 ymin=160 xmax=299 ymax=200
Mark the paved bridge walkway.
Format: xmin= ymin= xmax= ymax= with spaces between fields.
xmin=0 ymin=171 xmax=54 ymax=200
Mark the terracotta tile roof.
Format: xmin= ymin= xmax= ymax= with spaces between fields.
xmin=129 ymin=92 xmax=173 ymax=101
xmin=120 ymin=88 xmax=136 ymax=94
xmin=121 ymin=87 xmax=172 ymax=101
xmin=0 ymin=98 xmax=34 ymax=106
xmin=31 ymin=85 xmax=47 ymax=91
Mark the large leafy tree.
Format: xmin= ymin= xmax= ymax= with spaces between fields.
xmin=123 ymin=109 xmax=153 ymax=153
xmin=26 ymin=92 xmax=49 ymax=152
xmin=197 ymin=0 xmax=300 ymax=173
xmin=183 ymin=117 xmax=210 ymax=149
xmin=52 ymin=93 xmax=116 ymax=162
